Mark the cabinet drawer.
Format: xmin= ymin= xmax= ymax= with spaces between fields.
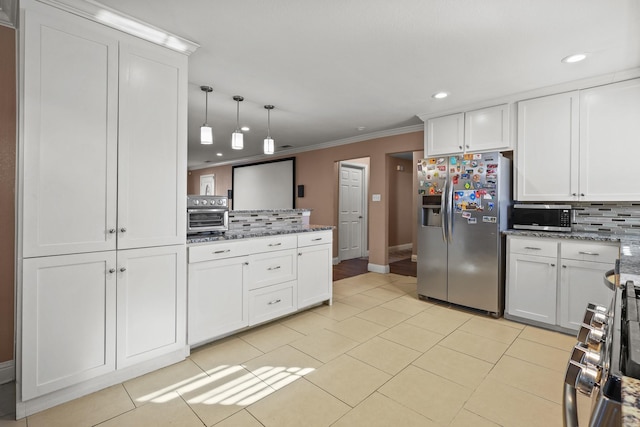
xmin=248 ymin=281 xmax=297 ymax=326
xmin=250 ymin=235 xmax=297 ymax=253
xmin=248 ymin=249 xmax=297 ymax=290
xmin=508 ymin=237 xmax=558 ymax=257
xmin=298 ymin=231 xmax=332 ymax=247
xmin=560 ymin=241 xmax=619 ymax=264
xmin=188 ymin=240 xmax=253 ymax=263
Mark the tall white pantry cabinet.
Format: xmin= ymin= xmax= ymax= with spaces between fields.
xmin=17 ymin=0 xmax=192 ymax=413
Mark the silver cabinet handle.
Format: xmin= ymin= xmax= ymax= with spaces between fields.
xmin=214 ymin=249 xmax=231 ymax=254
xmin=312 ymin=238 xmax=323 ymax=241
xmin=579 ymin=251 xmax=600 ymax=256
xmin=550 ymin=263 xmax=556 ymax=267
xmin=108 ymin=229 xmax=116 ymax=234
xmin=298 ymin=253 xmax=302 ymax=256
xmin=120 ymin=267 xmax=126 ymax=272
xmin=458 ymin=145 xmax=463 ymax=149
xmin=580 ymin=193 xmax=585 ymax=197
xmin=120 ymin=227 xmax=127 ymax=233
xmin=268 ymin=243 xmax=282 ymax=247
xmin=572 ymin=193 xmax=577 ymax=196
xmin=465 ymin=145 xmax=469 ymax=148
xmin=563 ymin=265 xmax=567 ymax=268
xmin=524 ymin=247 xmax=541 ymax=250
xmin=108 ymin=268 xmax=116 ymax=273
xmin=268 ymin=299 xmax=282 ymax=305
xmin=267 ymin=266 xmax=281 ymax=271
xmin=244 ymin=262 xmax=249 ymax=265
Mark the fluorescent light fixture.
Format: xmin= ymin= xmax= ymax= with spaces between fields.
xmin=562 ymin=53 xmax=587 ymax=63
xmin=432 ymin=92 xmax=448 ymax=99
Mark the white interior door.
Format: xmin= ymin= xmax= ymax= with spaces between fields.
xmin=339 ymin=163 xmax=366 ymax=261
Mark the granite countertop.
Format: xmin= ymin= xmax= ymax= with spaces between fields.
xmin=187 ymin=224 xmax=334 ymax=244
xmin=504 ymin=229 xmax=640 ymax=424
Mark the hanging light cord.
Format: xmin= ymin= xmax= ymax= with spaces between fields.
xmin=267 ymin=108 xmax=271 ymax=138
xmin=235 ymin=99 xmax=240 ymax=131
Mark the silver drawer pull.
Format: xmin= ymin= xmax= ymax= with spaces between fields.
xmin=108 ymin=268 xmax=116 ymax=274
xmin=214 ymin=249 xmax=231 ymax=254
xmin=312 ymin=238 xmax=323 ymax=241
xmin=267 ymin=266 xmax=281 ymax=271
xmin=524 ymin=246 xmax=541 ymax=250
xmin=268 ymin=243 xmax=282 ymax=247
xmin=268 ymin=299 xmax=282 ymax=305
xmin=578 ymin=251 xmax=600 ymax=256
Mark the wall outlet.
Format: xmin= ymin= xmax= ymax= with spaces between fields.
xmin=372 ymin=194 xmax=381 ymax=202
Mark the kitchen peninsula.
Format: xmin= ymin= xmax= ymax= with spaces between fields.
xmin=187 ymin=208 xmax=334 ymax=347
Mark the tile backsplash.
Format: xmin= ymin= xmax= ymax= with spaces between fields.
xmin=572 ymin=203 xmax=640 ymax=235
xmin=228 ymin=209 xmax=311 ymax=231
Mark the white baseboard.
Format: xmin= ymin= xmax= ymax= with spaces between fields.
xmin=388 ymin=243 xmax=412 ymax=252
xmin=368 ymin=263 xmax=390 ymax=274
xmin=411 ymin=254 xmax=417 ymax=262
xmin=0 ymin=360 xmax=15 ymax=384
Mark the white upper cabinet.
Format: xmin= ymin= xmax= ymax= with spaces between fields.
xmin=425 ymin=113 xmax=464 ymax=156
xmin=21 ymin=7 xmax=119 ymax=257
xmin=516 ymin=78 xmax=640 ymax=201
xmin=117 ymin=41 xmax=187 ymax=249
xmin=425 ymin=104 xmax=510 ymax=157
xmin=579 ymin=79 xmax=640 ymax=201
xmin=516 ymin=91 xmax=579 ymax=201
xmin=21 ymin=6 xmax=187 ymax=257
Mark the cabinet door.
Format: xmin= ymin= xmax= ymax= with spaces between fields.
xmin=297 ymin=243 xmax=332 ymax=309
xmin=579 ymin=79 xmax=640 ymax=201
xmin=116 ymin=245 xmax=186 ymax=368
xmin=506 ymin=253 xmax=557 ymax=325
xmin=516 ymin=92 xmax=579 ymax=201
xmin=117 ymin=39 xmax=188 ymax=249
xmin=22 ymin=252 xmax=117 ymax=400
xmin=425 ymin=113 xmax=464 ymax=156
xmin=559 ymin=260 xmax=614 ymax=331
xmin=188 ymin=257 xmax=249 ymax=345
xmin=464 ymin=104 xmax=510 ymax=152
xmin=21 ymin=7 xmax=118 ymax=257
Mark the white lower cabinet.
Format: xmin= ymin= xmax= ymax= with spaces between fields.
xmin=188 ymin=256 xmax=249 ymax=346
xmin=116 ymin=246 xmax=186 ymax=368
xmin=22 ymin=245 xmax=186 ymax=400
xmin=22 ymin=252 xmax=117 ymax=400
xmin=297 ymin=242 xmax=333 ymax=309
xmin=187 ymin=231 xmax=333 ymax=346
xmin=506 ymin=235 xmax=618 ymax=332
xmin=507 ymin=253 xmax=558 ymax=325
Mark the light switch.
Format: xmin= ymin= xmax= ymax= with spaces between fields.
xmin=372 ymin=194 xmax=381 ymax=202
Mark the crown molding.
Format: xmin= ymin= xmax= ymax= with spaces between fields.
xmin=188 ymin=124 xmax=423 ymax=170
xmin=35 ymin=0 xmax=199 ymax=55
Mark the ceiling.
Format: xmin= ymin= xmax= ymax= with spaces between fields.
xmin=96 ymin=0 xmax=640 ymax=169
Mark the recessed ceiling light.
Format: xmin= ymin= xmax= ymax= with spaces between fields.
xmin=241 ymin=126 xmax=250 ymax=132
xmin=432 ymin=92 xmax=448 ymax=99
xmin=561 ymin=53 xmax=587 ymax=63
xmin=216 ymin=153 xmax=222 ymax=156
xmin=356 ymin=126 xmax=366 ymax=131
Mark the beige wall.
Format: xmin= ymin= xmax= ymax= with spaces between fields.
xmin=188 ymin=131 xmax=424 ymax=267
xmin=388 ymin=157 xmax=414 ymax=247
xmin=0 ymin=25 xmax=16 ymax=363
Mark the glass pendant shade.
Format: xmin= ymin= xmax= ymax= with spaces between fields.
xmin=232 ymin=131 xmax=244 ymax=150
xmin=200 ymin=85 xmax=214 ymax=145
xmin=264 ymin=137 xmax=274 ymax=155
xmin=200 ymin=125 xmax=213 ymax=144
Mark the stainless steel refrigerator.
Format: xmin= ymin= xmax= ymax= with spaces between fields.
xmin=416 ymin=152 xmax=510 ymax=315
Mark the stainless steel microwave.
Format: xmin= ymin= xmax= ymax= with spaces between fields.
xmin=511 ymin=204 xmax=572 ymax=232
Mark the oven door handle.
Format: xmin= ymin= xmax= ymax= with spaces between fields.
xmin=187 ymin=208 xmax=228 ymax=213
xmin=563 ymin=382 xmax=579 ymax=427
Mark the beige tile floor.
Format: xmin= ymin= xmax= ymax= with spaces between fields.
xmin=0 ymin=272 xmax=586 ymax=427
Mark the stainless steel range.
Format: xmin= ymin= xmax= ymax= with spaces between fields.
xmin=187 ymin=195 xmax=229 ymax=235
xmin=563 ymin=277 xmax=640 ymax=426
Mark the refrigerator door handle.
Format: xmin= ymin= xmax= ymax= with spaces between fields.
xmin=440 ymin=179 xmax=448 ymax=241
xmin=447 ymin=175 xmax=454 ymax=243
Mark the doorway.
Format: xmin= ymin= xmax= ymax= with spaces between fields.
xmin=338 ymin=160 xmax=368 ymax=261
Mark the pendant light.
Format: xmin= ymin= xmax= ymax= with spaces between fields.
xmin=200 ymin=86 xmax=213 ymax=144
xmin=264 ymin=105 xmax=275 ymax=155
xmin=231 ymin=95 xmax=244 ymax=150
